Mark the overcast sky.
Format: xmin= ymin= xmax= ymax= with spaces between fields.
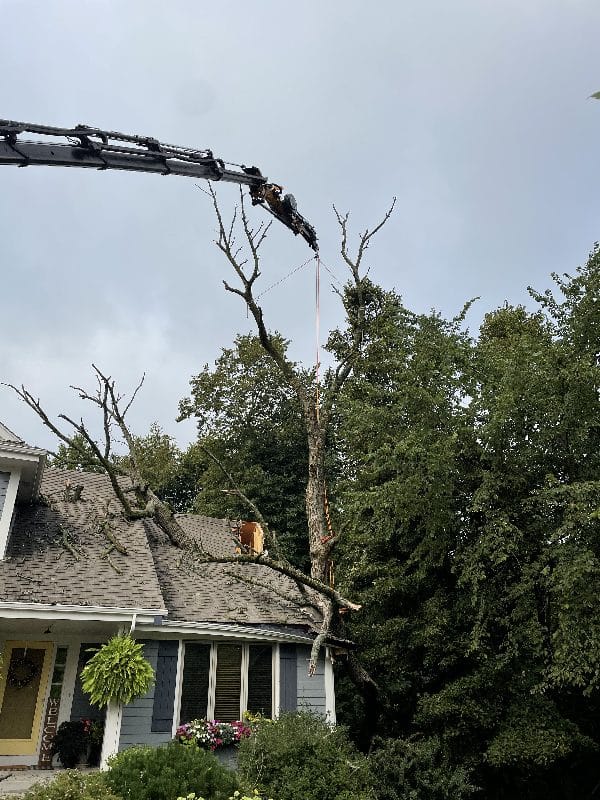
xmin=2 ymin=0 xmax=600 ymax=451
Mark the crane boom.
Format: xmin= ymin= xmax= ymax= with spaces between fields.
xmin=0 ymin=119 xmax=318 ymax=250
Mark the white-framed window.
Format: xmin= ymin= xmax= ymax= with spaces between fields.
xmin=178 ymin=641 xmax=277 ymax=723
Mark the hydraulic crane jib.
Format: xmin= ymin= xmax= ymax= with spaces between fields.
xmin=0 ymin=119 xmax=318 ymax=251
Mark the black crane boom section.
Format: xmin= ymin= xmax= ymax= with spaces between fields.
xmin=0 ymin=119 xmax=318 ymax=250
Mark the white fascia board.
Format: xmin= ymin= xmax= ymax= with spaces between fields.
xmin=143 ymin=620 xmax=315 ymax=644
xmin=0 ymin=467 xmax=21 ymax=559
xmin=0 ymin=601 xmax=168 ymax=624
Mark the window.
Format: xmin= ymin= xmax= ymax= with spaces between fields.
xmin=179 ymin=642 xmax=274 ymax=723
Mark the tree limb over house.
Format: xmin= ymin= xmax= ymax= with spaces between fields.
xmin=6 ymin=194 xmax=392 ymax=678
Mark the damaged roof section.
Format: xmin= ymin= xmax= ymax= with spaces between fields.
xmin=0 ymin=467 xmax=323 ymax=634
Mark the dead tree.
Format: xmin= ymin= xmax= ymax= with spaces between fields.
xmin=208 ymin=185 xmax=394 ymax=677
xmin=209 ymin=185 xmax=395 ymax=585
xmin=6 ymin=367 xmax=188 ymax=548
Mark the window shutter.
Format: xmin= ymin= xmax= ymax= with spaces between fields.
xmin=214 ymin=644 xmax=242 ymax=722
xmin=179 ymin=643 xmax=211 ymax=724
xmin=279 ymin=644 xmax=297 ymax=712
xmin=151 ymin=641 xmax=179 ymax=732
xmin=247 ymin=645 xmax=272 ymax=718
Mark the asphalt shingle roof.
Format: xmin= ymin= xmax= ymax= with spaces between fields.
xmin=0 ymin=467 xmax=321 ymax=634
xmin=0 ymin=468 xmax=165 ymax=611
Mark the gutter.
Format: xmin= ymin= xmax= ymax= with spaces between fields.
xmin=0 ymin=601 xmax=167 ymax=624
xmin=141 ymin=619 xmax=316 ymax=644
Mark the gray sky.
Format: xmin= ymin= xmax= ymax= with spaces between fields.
xmin=2 ymin=0 xmax=600 ymax=451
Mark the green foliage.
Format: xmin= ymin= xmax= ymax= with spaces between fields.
xmin=80 ymin=635 xmax=154 ymax=707
xmin=50 ymin=434 xmax=105 ymax=473
xmin=105 ymin=742 xmax=238 ymax=800
xmin=17 ymin=770 xmax=121 ymax=800
xmin=180 ymin=334 xmax=311 ymax=568
xmin=236 ymin=712 xmax=375 ymax=800
xmin=50 ymin=720 xmax=89 ymax=768
xmin=336 ymin=248 xmax=600 ymax=798
xmin=177 ymin=793 xmax=274 ymax=800
xmin=368 ymin=736 xmax=476 ymax=800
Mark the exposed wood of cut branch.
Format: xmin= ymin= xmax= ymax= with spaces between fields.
xmin=198 ymin=441 xmax=283 ymax=561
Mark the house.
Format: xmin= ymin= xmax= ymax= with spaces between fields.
xmin=0 ymin=421 xmax=336 ymax=769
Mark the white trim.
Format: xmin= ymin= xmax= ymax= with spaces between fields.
xmin=100 ymin=700 xmax=122 ymax=769
xmin=207 ymin=644 xmax=217 ymax=720
xmin=151 ymin=620 xmax=313 ymax=643
xmin=240 ymin=646 xmax=249 ymax=718
xmin=58 ymin=642 xmax=81 ymax=727
xmin=273 ymin=644 xmax=280 ymax=718
xmin=171 ymin=640 xmax=184 ymax=736
xmin=324 ymin=647 xmax=336 ymax=724
xmin=0 ymin=601 xmax=167 ymax=623
xmin=0 ymin=467 xmax=21 ymax=560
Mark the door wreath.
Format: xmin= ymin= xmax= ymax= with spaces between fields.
xmin=7 ymin=655 xmax=40 ymax=689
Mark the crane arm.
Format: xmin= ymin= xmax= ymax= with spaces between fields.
xmin=0 ymin=119 xmax=318 ymax=250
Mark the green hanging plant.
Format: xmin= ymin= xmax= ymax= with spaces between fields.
xmin=81 ymin=635 xmax=154 ymax=707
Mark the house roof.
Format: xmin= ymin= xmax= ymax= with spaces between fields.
xmin=0 ymin=467 xmax=322 ymax=635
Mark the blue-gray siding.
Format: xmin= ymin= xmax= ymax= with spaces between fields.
xmin=0 ymin=472 xmax=9 ymax=518
xmin=296 ymin=645 xmax=326 ymax=716
xmin=118 ymin=641 xmax=173 ymax=751
xmin=279 ymin=644 xmax=297 ymax=712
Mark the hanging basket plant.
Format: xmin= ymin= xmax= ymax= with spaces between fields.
xmin=81 ymin=634 xmax=154 ymax=707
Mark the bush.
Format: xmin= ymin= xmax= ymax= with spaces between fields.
xmin=17 ymin=770 xmax=121 ymax=800
xmin=237 ymin=712 xmax=375 ymax=800
xmin=367 ymin=736 xmax=476 ymax=800
xmin=105 ymin=742 xmax=239 ymax=800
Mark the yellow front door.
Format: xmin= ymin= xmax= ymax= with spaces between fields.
xmin=0 ymin=641 xmax=54 ymax=755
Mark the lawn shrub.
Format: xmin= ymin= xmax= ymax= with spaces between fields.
xmin=237 ymin=711 xmax=375 ymax=800
xmin=17 ymin=769 xmax=121 ymax=800
xmin=367 ymin=736 xmax=476 ymax=800
xmin=105 ymin=742 xmax=239 ymax=800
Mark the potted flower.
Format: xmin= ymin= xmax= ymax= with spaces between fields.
xmin=175 ymin=719 xmax=252 ymax=751
xmin=51 ymin=720 xmax=88 ymax=768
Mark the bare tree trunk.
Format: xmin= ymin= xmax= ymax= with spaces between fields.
xmin=305 ymin=403 xmax=330 ymax=582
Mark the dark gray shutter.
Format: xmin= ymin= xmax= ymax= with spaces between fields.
xmin=279 ymin=644 xmax=297 ymax=712
xmin=151 ymin=641 xmax=179 ymax=732
xmin=247 ymin=645 xmax=273 ymax=718
xmin=70 ymin=644 xmax=106 ymax=723
xmin=179 ymin=642 xmax=211 ymax=724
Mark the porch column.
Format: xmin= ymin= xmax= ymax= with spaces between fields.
xmin=100 ymin=700 xmax=122 ymax=769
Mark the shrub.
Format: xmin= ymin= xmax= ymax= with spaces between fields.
xmin=81 ymin=635 xmax=154 ymax=707
xmin=17 ymin=770 xmax=121 ymax=800
xmin=237 ymin=711 xmax=375 ymax=800
xmin=367 ymin=736 xmax=477 ymax=800
xmin=176 ymin=794 xmax=274 ymax=800
xmin=105 ymin=742 xmax=239 ymax=800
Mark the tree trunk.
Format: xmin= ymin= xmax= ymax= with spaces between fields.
xmin=305 ymin=402 xmax=330 ymax=583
